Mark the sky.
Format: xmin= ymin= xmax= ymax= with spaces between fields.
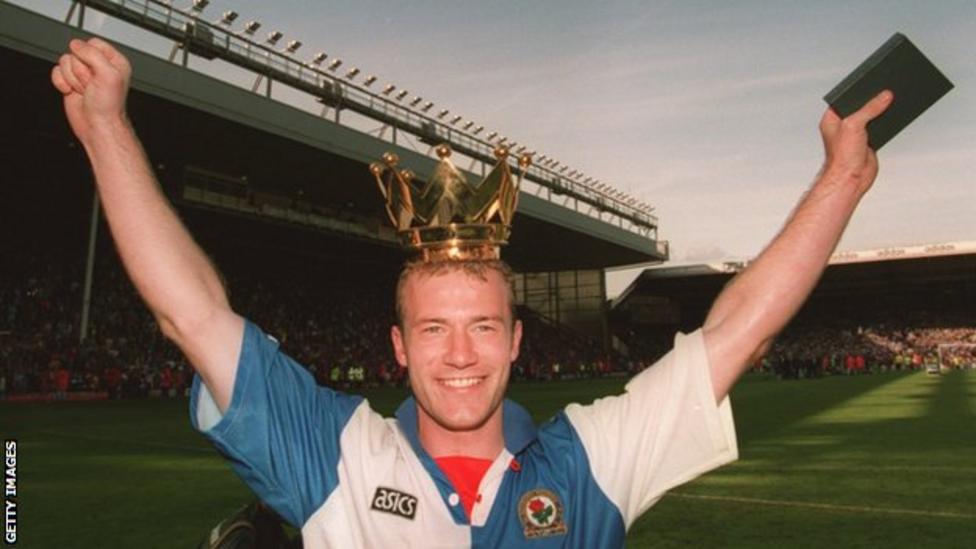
xmin=14 ymin=0 xmax=975 ymax=295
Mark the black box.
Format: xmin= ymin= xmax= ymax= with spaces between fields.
xmin=824 ymin=33 xmax=953 ymax=150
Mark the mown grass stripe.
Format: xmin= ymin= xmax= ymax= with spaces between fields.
xmin=667 ymin=492 xmax=976 ymax=520
xmin=37 ymin=430 xmax=214 ymax=453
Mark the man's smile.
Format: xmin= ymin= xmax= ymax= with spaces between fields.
xmin=438 ymin=376 xmax=487 ymax=389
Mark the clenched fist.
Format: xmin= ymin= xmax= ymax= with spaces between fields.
xmin=51 ymin=38 xmax=132 ymax=146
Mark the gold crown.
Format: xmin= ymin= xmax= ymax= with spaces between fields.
xmin=370 ymin=144 xmax=531 ymax=262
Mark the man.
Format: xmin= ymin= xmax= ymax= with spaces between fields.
xmin=53 ymin=37 xmax=891 ymax=547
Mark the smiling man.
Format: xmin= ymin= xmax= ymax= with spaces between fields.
xmin=53 ymin=36 xmax=891 ymax=548
xmin=392 ymin=262 xmax=522 ymax=461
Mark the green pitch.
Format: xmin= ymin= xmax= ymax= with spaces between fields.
xmin=2 ymin=370 xmax=974 ymax=548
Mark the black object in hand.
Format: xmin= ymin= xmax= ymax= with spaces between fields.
xmin=824 ymin=32 xmax=953 ymax=150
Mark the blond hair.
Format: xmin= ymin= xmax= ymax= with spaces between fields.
xmin=395 ymin=259 xmax=517 ymax=328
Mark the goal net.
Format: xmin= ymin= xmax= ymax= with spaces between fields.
xmin=936 ymin=343 xmax=976 ymax=370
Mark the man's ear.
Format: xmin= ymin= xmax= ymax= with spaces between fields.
xmin=509 ymin=319 xmax=523 ymax=363
xmin=391 ymin=325 xmax=408 ymax=368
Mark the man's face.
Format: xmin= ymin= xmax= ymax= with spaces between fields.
xmin=391 ymin=268 xmax=522 ymax=435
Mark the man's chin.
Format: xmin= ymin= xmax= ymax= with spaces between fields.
xmin=429 ymin=407 xmax=497 ymax=433
xmin=436 ymin=414 xmax=488 ymax=433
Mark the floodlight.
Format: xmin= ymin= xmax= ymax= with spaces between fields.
xmin=312 ymin=52 xmax=327 ymax=65
xmin=507 ymin=141 xmax=517 ymax=149
xmin=191 ymin=0 xmax=209 ymax=13
xmin=559 ymin=167 xmax=568 ymax=173
xmin=462 ymin=121 xmax=473 ymax=130
xmin=396 ymin=90 xmax=409 ymax=101
xmin=285 ymin=40 xmax=302 ymax=54
xmin=266 ymin=31 xmax=283 ymax=45
xmin=516 ymin=146 xmax=526 ymax=153
xmin=568 ymin=170 xmax=577 ymax=178
xmin=487 ymin=131 xmax=498 ymax=140
xmin=421 ymin=102 xmax=434 ymax=112
xmin=382 ymin=84 xmax=396 ymax=95
xmin=220 ymin=10 xmax=238 ymax=25
xmin=327 ymin=59 xmax=343 ymax=71
xmin=345 ymin=67 xmax=360 ymax=79
xmin=450 ymin=115 xmax=462 ymax=125
xmin=409 ymin=96 xmax=423 ymax=106
xmin=498 ymin=137 xmax=508 ymax=145
xmin=437 ymin=109 xmax=450 ymax=119
xmin=243 ymin=20 xmax=261 ymax=35
xmin=473 ymin=126 xmax=484 ymax=134
xmin=363 ymin=75 xmax=377 ymax=87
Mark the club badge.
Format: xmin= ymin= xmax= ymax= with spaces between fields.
xmin=518 ymin=488 xmax=568 ymax=538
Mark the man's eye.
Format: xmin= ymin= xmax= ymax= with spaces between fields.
xmin=475 ymin=324 xmax=497 ymax=333
xmin=422 ymin=326 xmax=443 ymax=334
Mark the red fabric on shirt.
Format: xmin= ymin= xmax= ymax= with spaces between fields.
xmin=435 ymin=456 xmax=493 ymax=520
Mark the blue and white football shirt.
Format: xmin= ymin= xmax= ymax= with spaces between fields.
xmin=191 ymin=320 xmax=737 ymax=548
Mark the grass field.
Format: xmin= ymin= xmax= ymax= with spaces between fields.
xmin=2 ymin=370 xmax=974 ymax=547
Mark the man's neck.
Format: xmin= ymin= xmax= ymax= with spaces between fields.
xmin=417 ymin=410 xmax=505 ymax=460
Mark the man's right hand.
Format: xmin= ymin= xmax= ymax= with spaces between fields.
xmin=51 ymin=38 xmax=131 ymax=146
xmin=51 ymin=37 xmax=243 ymax=412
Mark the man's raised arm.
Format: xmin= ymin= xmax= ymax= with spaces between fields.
xmin=703 ymin=91 xmax=894 ymax=402
xmin=52 ymin=38 xmax=242 ymax=410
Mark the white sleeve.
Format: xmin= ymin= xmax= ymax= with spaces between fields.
xmin=563 ymin=329 xmax=738 ymax=527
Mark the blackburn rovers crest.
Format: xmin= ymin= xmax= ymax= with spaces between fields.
xmin=518 ymin=489 xmax=567 ymax=538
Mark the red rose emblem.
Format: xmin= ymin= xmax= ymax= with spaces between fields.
xmin=528 ymin=498 xmax=545 ymax=513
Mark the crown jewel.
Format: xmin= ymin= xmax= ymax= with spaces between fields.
xmin=370 ymin=144 xmax=531 ymax=262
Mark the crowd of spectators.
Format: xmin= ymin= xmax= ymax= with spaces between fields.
xmin=1 ymin=251 xmax=190 ymax=399
xmin=618 ymin=307 xmax=976 ymax=380
xmin=513 ymin=309 xmax=623 ymax=381
xmin=759 ymin=320 xmax=976 ymax=379
xmin=3 ymin=246 xmax=974 ymax=399
xmin=1 ymin=249 xmax=624 ymax=399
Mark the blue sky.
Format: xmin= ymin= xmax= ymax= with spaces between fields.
xmin=16 ymin=1 xmax=975 ymax=293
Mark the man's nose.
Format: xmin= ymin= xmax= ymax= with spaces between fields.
xmin=445 ymin=329 xmax=477 ymax=368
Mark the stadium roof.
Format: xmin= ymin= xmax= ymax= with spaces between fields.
xmin=0 ymin=2 xmax=668 ymax=272
xmin=613 ymin=240 xmax=976 ymax=313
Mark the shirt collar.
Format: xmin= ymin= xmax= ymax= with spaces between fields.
xmin=395 ymin=397 xmax=538 ymax=457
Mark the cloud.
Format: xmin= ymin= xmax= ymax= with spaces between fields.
xmin=682 ymin=245 xmax=732 ymax=262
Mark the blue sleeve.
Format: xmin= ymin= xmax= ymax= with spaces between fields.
xmin=189 ymin=320 xmax=363 ymax=527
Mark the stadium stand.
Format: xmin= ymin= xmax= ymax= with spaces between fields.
xmin=613 ymin=251 xmax=976 ymax=377
xmin=1 ymin=2 xmax=972 ymax=401
xmin=0 ymin=249 xmax=625 ymax=398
